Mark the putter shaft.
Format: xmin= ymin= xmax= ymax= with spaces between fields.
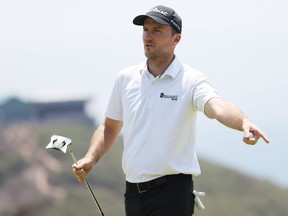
xmin=68 ymin=146 xmax=105 ymax=216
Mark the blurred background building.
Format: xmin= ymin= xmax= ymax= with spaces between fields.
xmin=0 ymin=97 xmax=95 ymax=125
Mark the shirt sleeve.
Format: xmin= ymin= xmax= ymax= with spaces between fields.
xmin=104 ymin=74 xmax=123 ymax=121
xmin=192 ymin=73 xmax=220 ymax=113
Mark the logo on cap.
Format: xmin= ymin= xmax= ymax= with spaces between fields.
xmin=150 ymin=7 xmax=169 ymax=17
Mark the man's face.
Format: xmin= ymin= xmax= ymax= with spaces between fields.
xmin=142 ymin=18 xmax=180 ymax=60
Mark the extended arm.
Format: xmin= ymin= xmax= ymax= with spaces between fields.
xmin=72 ymin=117 xmax=123 ymax=182
xmin=204 ymin=97 xmax=269 ymax=144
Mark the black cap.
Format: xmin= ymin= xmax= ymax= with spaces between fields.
xmin=133 ymin=5 xmax=182 ymax=33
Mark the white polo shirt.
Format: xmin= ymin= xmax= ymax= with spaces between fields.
xmin=105 ymin=56 xmax=219 ymax=183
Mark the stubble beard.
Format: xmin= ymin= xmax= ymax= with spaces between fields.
xmin=144 ymin=46 xmax=161 ymax=61
xmin=145 ymin=51 xmax=157 ymax=61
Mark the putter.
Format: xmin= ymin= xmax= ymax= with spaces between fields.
xmin=46 ymin=135 xmax=105 ymax=216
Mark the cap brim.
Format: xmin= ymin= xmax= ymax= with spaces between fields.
xmin=133 ymin=15 xmax=169 ymax=26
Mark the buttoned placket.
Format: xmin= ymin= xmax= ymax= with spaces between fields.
xmin=146 ymin=74 xmax=161 ymax=108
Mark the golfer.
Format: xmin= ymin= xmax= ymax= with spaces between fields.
xmin=73 ymin=5 xmax=270 ymax=216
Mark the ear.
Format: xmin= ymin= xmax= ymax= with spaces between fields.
xmin=173 ymin=34 xmax=181 ymax=45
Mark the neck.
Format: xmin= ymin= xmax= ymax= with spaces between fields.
xmin=147 ymin=54 xmax=175 ymax=77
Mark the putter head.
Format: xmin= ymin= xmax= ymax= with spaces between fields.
xmin=46 ymin=135 xmax=72 ymax=153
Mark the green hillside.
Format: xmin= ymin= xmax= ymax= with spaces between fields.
xmin=0 ymin=123 xmax=287 ymax=216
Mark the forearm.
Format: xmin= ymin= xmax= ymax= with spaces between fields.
xmin=205 ymin=97 xmax=270 ymax=144
xmin=85 ymin=118 xmax=122 ymax=164
xmin=214 ymin=102 xmax=250 ymax=131
xmin=205 ymin=97 xmax=250 ymax=131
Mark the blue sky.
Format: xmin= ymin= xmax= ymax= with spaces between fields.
xmin=1 ymin=0 xmax=287 ymax=187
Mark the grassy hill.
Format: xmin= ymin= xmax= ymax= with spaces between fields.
xmin=0 ymin=123 xmax=287 ymax=216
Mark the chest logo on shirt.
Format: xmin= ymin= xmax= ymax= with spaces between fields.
xmin=160 ymin=92 xmax=178 ymax=101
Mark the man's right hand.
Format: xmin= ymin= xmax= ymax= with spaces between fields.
xmin=72 ymin=156 xmax=95 ymax=182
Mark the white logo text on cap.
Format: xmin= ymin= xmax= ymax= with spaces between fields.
xmin=150 ymin=7 xmax=169 ymax=16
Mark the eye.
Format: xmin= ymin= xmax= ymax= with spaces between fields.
xmin=154 ymin=29 xmax=161 ymax=33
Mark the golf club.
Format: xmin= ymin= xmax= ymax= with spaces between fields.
xmin=46 ymin=135 xmax=105 ymax=216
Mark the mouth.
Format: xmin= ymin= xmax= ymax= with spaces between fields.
xmin=145 ymin=43 xmax=154 ymax=50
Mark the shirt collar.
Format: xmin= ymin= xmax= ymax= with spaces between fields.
xmin=140 ymin=56 xmax=183 ymax=79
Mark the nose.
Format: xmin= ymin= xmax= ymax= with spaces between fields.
xmin=143 ymin=31 xmax=152 ymax=41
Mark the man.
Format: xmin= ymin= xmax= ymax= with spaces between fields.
xmin=73 ymin=5 xmax=270 ymax=216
